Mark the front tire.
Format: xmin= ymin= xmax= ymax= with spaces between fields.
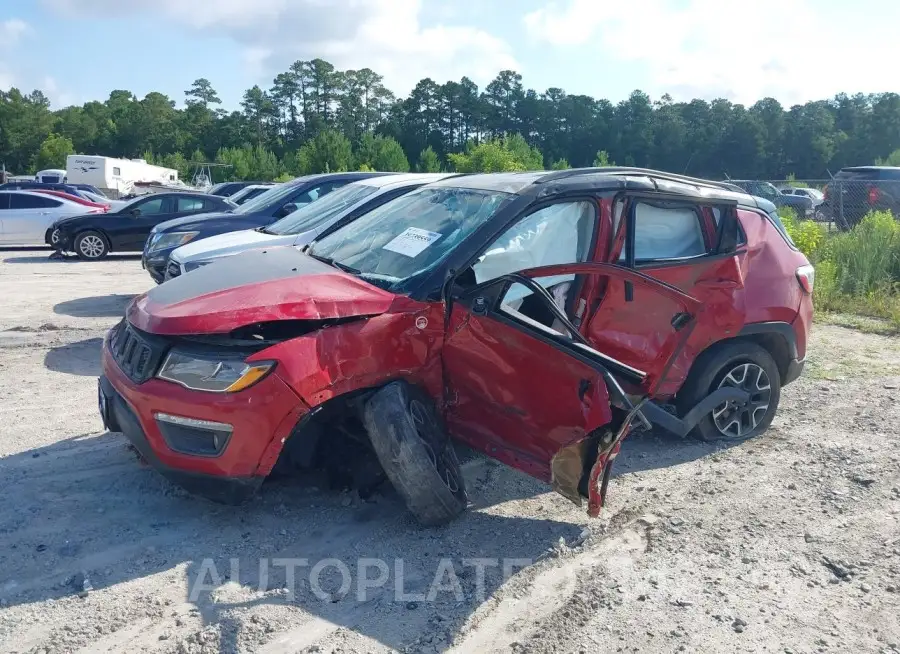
xmin=363 ymin=381 xmax=468 ymax=526
xmin=75 ymin=231 xmax=109 ymax=260
xmin=676 ymin=342 xmax=781 ymax=442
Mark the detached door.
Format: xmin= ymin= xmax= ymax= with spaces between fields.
xmin=442 ymin=263 xmax=701 ymax=504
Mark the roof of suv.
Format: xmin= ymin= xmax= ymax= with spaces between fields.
xmin=427 ymin=167 xmax=772 ymax=211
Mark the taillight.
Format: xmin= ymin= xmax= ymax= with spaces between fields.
xmin=868 ymin=186 xmax=880 ymax=204
xmin=796 ymin=264 xmax=815 ymax=294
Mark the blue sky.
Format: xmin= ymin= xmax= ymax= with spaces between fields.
xmin=2 ymin=0 xmax=899 ymax=110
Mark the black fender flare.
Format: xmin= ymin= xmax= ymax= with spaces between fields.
xmin=738 ymin=321 xmax=798 ymax=360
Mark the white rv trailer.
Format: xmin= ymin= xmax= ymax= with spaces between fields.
xmin=65 ymin=155 xmax=179 ymax=197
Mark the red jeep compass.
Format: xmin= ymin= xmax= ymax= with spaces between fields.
xmin=99 ymin=168 xmax=813 ymax=525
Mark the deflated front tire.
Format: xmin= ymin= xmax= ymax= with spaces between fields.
xmin=363 ymin=381 xmax=468 ymax=526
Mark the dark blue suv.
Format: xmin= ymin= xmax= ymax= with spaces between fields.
xmin=142 ymin=172 xmax=395 ymax=283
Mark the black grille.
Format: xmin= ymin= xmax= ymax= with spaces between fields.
xmin=166 ymin=262 xmax=181 ymax=280
xmin=109 ymin=321 xmax=168 ymax=384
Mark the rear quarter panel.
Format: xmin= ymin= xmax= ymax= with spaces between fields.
xmin=738 ymin=208 xmax=809 ymax=347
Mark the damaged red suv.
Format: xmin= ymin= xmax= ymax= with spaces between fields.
xmin=99 ymin=168 xmax=813 ymax=525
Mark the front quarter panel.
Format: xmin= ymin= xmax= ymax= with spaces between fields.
xmin=251 ymin=299 xmax=446 ymax=407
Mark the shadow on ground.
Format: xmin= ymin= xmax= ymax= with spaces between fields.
xmin=44 ymin=337 xmax=103 ymax=376
xmin=53 ymin=294 xmax=137 ymax=318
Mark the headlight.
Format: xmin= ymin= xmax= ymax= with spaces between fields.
xmin=148 ymin=231 xmax=199 ymax=253
xmin=157 ymin=351 xmax=275 ymax=393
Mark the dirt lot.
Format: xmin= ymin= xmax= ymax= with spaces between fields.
xmin=0 ymin=248 xmax=899 ymax=654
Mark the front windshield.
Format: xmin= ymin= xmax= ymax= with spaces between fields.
xmin=309 ymin=186 xmax=512 ymax=291
xmin=265 ymin=182 xmax=380 ymax=236
xmin=232 ymin=181 xmax=294 ymax=215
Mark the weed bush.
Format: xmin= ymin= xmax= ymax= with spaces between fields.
xmin=781 ymin=209 xmax=900 ymax=331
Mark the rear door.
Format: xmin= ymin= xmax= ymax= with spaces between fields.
xmin=4 ymin=193 xmax=64 ymax=244
xmin=442 ymin=263 xmax=701 ymax=512
xmin=586 ymin=194 xmax=747 ymax=397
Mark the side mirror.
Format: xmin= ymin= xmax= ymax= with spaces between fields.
xmin=280 ymin=202 xmax=298 ymax=217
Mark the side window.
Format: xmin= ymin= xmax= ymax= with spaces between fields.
xmin=177 ymin=197 xmax=205 ymax=213
xmin=498 ymin=278 xmax=575 ymax=338
xmin=10 ymin=194 xmax=60 ymax=209
xmin=203 ymin=198 xmax=223 ymax=210
xmin=135 ymin=197 xmax=166 ymax=215
xmin=619 ymin=201 xmax=706 ymax=262
xmin=472 ymin=201 xmax=597 ymax=286
xmin=294 ymin=182 xmax=343 ymax=206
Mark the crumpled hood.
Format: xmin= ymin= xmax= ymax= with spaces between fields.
xmin=127 ymin=246 xmax=396 ymax=335
xmin=171 ymin=228 xmax=292 ymax=264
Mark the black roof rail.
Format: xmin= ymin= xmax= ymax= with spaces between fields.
xmin=536 ymin=166 xmax=745 ymax=193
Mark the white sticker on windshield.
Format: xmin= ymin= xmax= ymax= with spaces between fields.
xmin=382 ymin=227 xmax=442 ymax=257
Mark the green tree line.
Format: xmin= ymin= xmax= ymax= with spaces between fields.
xmin=2 ymin=58 xmax=899 ymax=181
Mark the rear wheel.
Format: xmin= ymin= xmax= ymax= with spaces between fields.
xmin=363 ymin=381 xmax=467 ymax=526
xmin=677 ymin=342 xmax=781 ymax=442
xmin=75 ymin=231 xmax=109 ymax=260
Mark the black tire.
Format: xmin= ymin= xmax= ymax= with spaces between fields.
xmin=75 ymin=230 xmax=109 ymax=260
xmin=362 ymin=381 xmax=468 ymax=526
xmin=676 ymin=341 xmax=781 ymax=442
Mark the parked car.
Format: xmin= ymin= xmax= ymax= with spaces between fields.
xmin=226 ymin=183 xmax=276 ymax=206
xmin=781 ymin=187 xmax=824 ymax=204
xmin=99 ymin=167 xmax=813 ymax=525
xmin=81 ymin=190 xmax=127 ymax=211
xmin=0 ymin=180 xmax=92 ymax=201
xmin=822 ymin=166 xmax=900 ymax=229
xmin=142 ymin=172 xmax=393 ymax=283
xmin=207 ymin=181 xmax=268 ymax=198
xmin=726 ymin=180 xmax=815 ymax=217
xmin=0 ymin=190 xmax=105 ymax=245
xmin=31 ymin=188 xmax=110 ymax=211
xmin=165 ymin=173 xmax=458 ymax=281
xmin=46 ymin=192 xmax=235 ymax=260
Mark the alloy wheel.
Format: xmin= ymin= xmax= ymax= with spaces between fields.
xmin=409 ymin=399 xmax=461 ymax=494
xmin=50 ymin=229 xmax=60 ymax=245
xmin=711 ymin=362 xmax=772 ymax=439
xmin=79 ymin=235 xmax=105 ymax=258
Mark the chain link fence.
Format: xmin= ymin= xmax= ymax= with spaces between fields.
xmin=740 ymin=179 xmax=900 ymax=231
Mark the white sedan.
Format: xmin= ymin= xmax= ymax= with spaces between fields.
xmin=0 ymin=190 xmax=103 ymax=245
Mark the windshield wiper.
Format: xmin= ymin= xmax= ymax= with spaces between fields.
xmin=306 ymin=252 xmax=360 ymax=275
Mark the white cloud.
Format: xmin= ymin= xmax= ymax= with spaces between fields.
xmin=43 ymin=0 xmax=518 ymax=94
xmin=42 ymin=75 xmax=77 ymax=107
xmin=524 ymin=0 xmax=900 ymax=105
xmin=0 ymin=18 xmax=30 ymax=49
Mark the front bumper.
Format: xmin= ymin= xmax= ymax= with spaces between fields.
xmin=100 ymin=338 xmax=309 ymax=503
xmin=141 ymin=250 xmax=170 ymax=284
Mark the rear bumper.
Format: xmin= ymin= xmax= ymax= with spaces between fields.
xmin=100 ymin=337 xmax=309 ymax=503
xmin=783 ymin=358 xmax=805 ymax=385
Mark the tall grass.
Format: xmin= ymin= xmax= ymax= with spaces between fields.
xmin=782 ymin=209 xmax=900 ymax=331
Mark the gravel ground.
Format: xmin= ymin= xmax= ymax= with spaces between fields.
xmin=0 ymin=248 xmax=898 ymax=654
